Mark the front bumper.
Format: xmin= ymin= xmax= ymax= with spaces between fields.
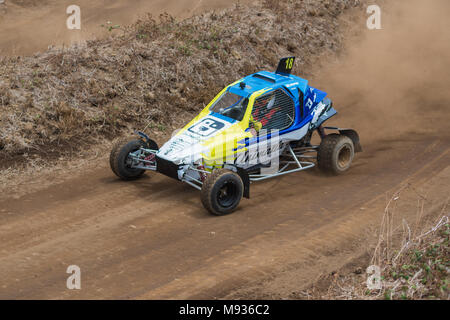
xmin=156 ymin=156 xmax=181 ymax=180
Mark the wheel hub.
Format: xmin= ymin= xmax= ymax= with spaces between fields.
xmin=338 ymin=145 xmax=351 ymax=168
xmin=217 ymin=181 xmax=237 ymax=208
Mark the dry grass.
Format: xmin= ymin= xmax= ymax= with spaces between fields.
xmin=0 ymin=0 xmax=364 ymax=168
xmin=305 ymin=185 xmax=449 ymax=300
xmin=368 ymin=188 xmax=449 ymax=300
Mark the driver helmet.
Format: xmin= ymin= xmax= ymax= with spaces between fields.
xmin=258 ymin=94 xmax=275 ymax=109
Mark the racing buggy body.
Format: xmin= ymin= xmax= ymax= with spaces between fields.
xmin=110 ymin=57 xmax=362 ymax=215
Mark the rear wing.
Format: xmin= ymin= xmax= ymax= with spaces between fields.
xmin=275 ymin=57 xmax=295 ymax=75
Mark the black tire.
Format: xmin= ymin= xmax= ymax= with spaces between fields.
xmin=317 ymin=134 xmax=355 ymax=175
xmin=201 ymin=169 xmax=244 ymax=216
xmin=110 ymin=138 xmax=146 ymax=180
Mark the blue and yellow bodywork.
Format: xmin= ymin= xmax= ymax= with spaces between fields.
xmin=157 ymin=65 xmax=337 ymax=170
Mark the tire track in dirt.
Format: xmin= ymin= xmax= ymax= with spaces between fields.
xmin=0 ymin=0 xmax=251 ymax=55
xmin=0 ymin=135 xmax=448 ymax=299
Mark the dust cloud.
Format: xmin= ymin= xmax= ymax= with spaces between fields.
xmin=314 ymin=0 xmax=450 ymax=144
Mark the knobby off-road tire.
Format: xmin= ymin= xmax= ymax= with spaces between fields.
xmin=201 ymin=169 xmax=244 ymax=216
xmin=317 ymin=134 xmax=355 ymax=175
xmin=110 ymin=138 xmax=146 ymax=180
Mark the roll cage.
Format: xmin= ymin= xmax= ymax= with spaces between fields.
xmin=211 ymin=82 xmax=302 ymax=134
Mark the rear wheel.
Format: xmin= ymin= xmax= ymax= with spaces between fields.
xmin=201 ymin=169 xmax=244 ymax=216
xmin=317 ymin=134 xmax=355 ymax=175
xmin=110 ymin=138 xmax=147 ymax=180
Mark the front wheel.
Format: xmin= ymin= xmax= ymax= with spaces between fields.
xmin=110 ymin=138 xmax=147 ymax=180
xmin=317 ymin=134 xmax=355 ymax=175
xmin=201 ymin=169 xmax=244 ymax=216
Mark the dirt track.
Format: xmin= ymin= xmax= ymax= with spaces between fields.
xmin=0 ymin=0 xmax=449 ymax=299
xmin=0 ymin=129 xmax=448 ymax=299
xmin=0 ymin=0 xmax=251 ymax=55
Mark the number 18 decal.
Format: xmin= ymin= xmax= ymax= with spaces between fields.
xmin=285 ymin=58 xmax=294 ymax=70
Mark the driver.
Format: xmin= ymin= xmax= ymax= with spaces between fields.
xmin=251 ymin=94 xmax=279 ymax=131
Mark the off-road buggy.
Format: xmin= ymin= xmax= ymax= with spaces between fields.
xmin=110 ymin=57 xmax=362 ymax=215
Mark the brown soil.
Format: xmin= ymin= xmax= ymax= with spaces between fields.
xmin=0 ymin=0 xmax=449 ymax=300
xmin=0 ymin=127 xmax=448 ymax=299
xmin=0 ymin=0 xmax=252 ymax=55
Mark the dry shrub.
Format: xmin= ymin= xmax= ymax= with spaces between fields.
xmin=304 ymin=185 xmax=449 ymax=300
xmin=369 ymin=188 xmax=449 ymax=300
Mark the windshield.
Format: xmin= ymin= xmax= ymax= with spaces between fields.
xmin=210 ymin=91 xmax=249 ymax=121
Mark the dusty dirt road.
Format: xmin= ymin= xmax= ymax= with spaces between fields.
xmin=0 ymin=129 xmax=448 ymax=299
xmin=0 ymin=0 xmax=251 ymax=55
xmin=0 ymin=0 xmax=449 ymax=299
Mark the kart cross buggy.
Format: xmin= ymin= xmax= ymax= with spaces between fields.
xmin=110 ymin=57 xmax=362 ymax=216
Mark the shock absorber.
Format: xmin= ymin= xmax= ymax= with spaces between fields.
xmin=317 ymin=125 xmax=327 ymax=139
xmin=198 ymin=165 xmax=207 ymax=182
